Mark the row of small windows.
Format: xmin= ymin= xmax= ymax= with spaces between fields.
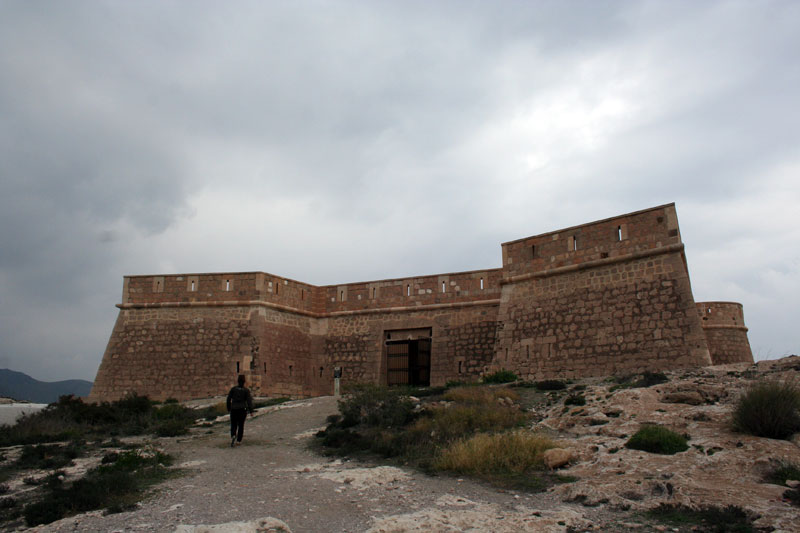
xmin=337 ymin=277 xmax=488 ymax=301
xmin=528 ymin=225 xmax=627 ymax=258
xmin=164 ymin=276 xmax=490 ymax=299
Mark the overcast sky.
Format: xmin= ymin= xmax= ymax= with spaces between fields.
xmin=1 ymin=1 xmax=798 ymax=382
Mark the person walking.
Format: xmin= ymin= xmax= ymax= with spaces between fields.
xmin=226 ymin=374 xmax=254 ymax=447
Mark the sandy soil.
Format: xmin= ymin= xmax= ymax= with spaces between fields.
xmin=13 ymin=356 xmax=800 ymax=532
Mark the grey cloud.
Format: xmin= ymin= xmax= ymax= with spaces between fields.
xmin=1 ymin=1 xmax=798 ymax=381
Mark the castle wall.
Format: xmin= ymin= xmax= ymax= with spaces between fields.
xmin=89 ymin=306 xmax=256 ymax=402
xmin=90 ymin=203 xmax=746 ymax=402
xmin=323 ymin=302 xmax=500 ymax=387
xmin=494 ymin=204 xmax=711 ymax=379
xmin=696 ymin=302 xmax=754 ymax=364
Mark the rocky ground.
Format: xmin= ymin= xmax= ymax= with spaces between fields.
xmin=1 ymin=356 xmax=799 ymax=532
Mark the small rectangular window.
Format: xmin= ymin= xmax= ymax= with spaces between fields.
xmin=340 ymin=291 xmax=344 ymax=301
xmin=372 ymin=287 xmax=376 ymax=299
xmin=225 ymin=280 xmax=230 ymax=291
xmin=531 ymin=244 xmax=536 ymax=258
xmin=191 ymin=280 xmax=195 ymax=291
xmin=442 ymin=281 xmax=446 ymax=293
xmin=301 ymin=289 xmax=304 ymax=300
xmin=289 ymin=365 xmax=293 ymax=376
xmin=617 ymin=225 xmax=623 ymax=242
xmin=264 ymin=362 xmax=267 ymax=372
xmin=236 ymin=361 xmax=240 ymax=373
xmin=407 ymin=285 xmax=410 ymax=296
xmin=480 ymin=278 xmax=484 ymax=290
xmin=458 ymin=361 xmax=462 ymax=374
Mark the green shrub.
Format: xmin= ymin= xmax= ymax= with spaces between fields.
xmin=637 ymin=371 xmax=669 ymax=387
xmin=155 ymin=420 xmax=189 ymax=437
xmin=732 ymin=380 xmax=800 ymax=439
xmin=15 ymin=444 xmax=81 ymax=470
xmin=482 ymin=369 xmax=518 ymax=384
xmin=22 ymin=448 xmax=173 ymax=526
xmin=534 ymin=380 xmax=567 ymax=391
xmin=338 ymin=384 xmax=416 ymax=429
xmin=625 ymin=425 xmax=688 ymax=455
xmin=765 ymin=460 xmax=800 ymax=486
xmin=646 ymin=503 xmax=754 ymax=532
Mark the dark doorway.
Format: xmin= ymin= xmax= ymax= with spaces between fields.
xmin=386 ymin=338 xmax=431 ymax=386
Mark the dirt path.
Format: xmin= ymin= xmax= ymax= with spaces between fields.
xmin=30 ymin=396 xmax=604 ymax=533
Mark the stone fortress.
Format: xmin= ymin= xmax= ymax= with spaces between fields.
xmin=89 ymin=203 xmax=753 ymax=402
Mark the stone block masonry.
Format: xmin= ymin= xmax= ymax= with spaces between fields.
xmin=89 ymin=203 xmax=753 ymax=402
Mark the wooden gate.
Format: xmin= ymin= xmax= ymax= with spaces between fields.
xmin=386 ymin=338 xmax=431 ymax=387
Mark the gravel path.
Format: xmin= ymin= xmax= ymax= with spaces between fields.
xmin=30 ymin=396 xmax=608 ymax=533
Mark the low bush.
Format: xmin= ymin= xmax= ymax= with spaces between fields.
xmin=534 ymin=379 xmax=567 ymax=391
xmin=625 ymin=425 xmax=688 ymax=455
xmin=15 ymin=444 xmax=81 ymax=471
xmin=646 ymin=503 xmax=754 ymax=532
xmin=320 ymin=383 xmax=534 ymax=487
xmin=564 ymin=394 xmax=586 ymax=406
xmin=637 ymin=371 xmax=669 ymax=388
xmin=22 ymin=448 xmax=173 ymax=527
xmin=0 ymin=393 xmax=254 ymax=446
xmin=482 ymin=369 xmax=518 ymax=384
xmin=338 ymin=384 xmax=416 ymax=429
xmin=765 ymin=460 xmax=800 ymax=486
xmin=732 ymin=379 xmax=800 ymax=439
xmin=405 ymin=403 xmax=528 ymax=448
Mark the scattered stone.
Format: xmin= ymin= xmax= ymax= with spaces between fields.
xmin=661 ymin=391 xmax=704 ymax=405
xmin=543 ymin=448 xmax=572 ymax=469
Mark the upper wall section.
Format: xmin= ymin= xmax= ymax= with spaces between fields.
xmin=121 ymin=204 xmax=681 ymax=315
xmin=321 ymin=269 xmax=502 ymax=314
xmin=122 ymin=269 xmax=502 ymax=316
xmin=501 ymin=204 xmax=682 ymax=278
xmin=123 ymin=272 xmax=318 ymax=314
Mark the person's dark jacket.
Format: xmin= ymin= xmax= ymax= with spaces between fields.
xmin=226 ymin=385 xmax=254 ymax=413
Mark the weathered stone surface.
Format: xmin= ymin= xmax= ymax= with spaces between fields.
xmin=661 ymin=391 xmax=704 ymax=405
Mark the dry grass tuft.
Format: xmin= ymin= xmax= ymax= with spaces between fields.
xmin=443 ymin=386 xmax=519 ymax=404
xmin=434 ymin=431 xmax=556 ymax=474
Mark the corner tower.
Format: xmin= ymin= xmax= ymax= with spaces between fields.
xmin=695 ymin=302 xmax=754 ymax=364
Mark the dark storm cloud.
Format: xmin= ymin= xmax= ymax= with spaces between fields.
xmin=0 ymin=1 xmax=798 ymax=381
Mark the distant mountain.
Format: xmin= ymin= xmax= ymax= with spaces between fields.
xmin=0 ymin=369 xmax=93 ymax=404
